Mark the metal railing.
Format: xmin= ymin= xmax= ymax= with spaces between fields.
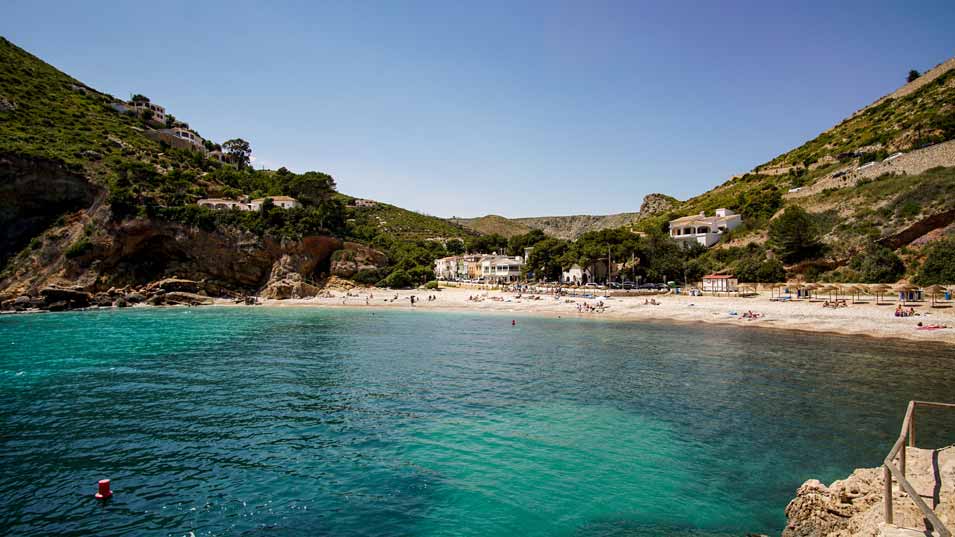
xmin=883 ymin=400 xmax=955 ymax=537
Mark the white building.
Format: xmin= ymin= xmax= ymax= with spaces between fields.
xmin=166 ymin=127 xmax=203 ymax=148
xmin=198 ymin=196 xmax=301 ymax=211
xmin=128 ymin=100 xmax=166 ymax=124
xmin=669 ymin=208 xmax=743 ymax=248
xmin=249 ymin=196 xmax=302 ymax=210
xmin=561 ymin=261 xmax=608 ymax=285
xmin=434 ymin=256 xmax=458 ymax=280
xmin=481 ymin=256 xmax=523 ymax=283
xmin=197 ymin=198 xmax=248 ymax=210
xmin=701 ymin=274 xmax=738 ymax=293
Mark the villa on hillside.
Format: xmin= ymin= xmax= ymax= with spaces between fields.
xmin=669 ymin=208 xmax=742 ymax=248
xmin=127 ymin=100 xmax=166 ymax=125
xmin=198 ymin=196 xmax=301 ymax=211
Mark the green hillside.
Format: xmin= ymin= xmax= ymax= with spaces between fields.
xmin=0 ymin=37 xmax=475 ymax=291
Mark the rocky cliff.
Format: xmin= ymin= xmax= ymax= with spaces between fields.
xmin=783 ymin=446 xmax=954 ymax=537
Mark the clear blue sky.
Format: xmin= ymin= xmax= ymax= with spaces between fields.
xmin=4 ymin=1 xmax=953 ymax=218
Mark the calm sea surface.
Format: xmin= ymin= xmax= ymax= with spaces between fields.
xmin=2 ymin=307 xmax=954 ymax=536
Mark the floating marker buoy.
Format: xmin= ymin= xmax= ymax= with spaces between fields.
xmin=95 ymin=479 xmax=112 ymax=500
xmin=512 ymin=319 xmax=516 ymax=326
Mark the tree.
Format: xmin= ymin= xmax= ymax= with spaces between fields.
xmin=131 ymin=94 xmax=149 ymax=103
xmin=907 ymin=69 xmax=921 ymax=83
xmin=223 ymin=138 xmax=252 ymax=169
xmin=767 ymin=206 xmax=823 ymax=263
xmin=849 ymin=242 xmax=905 ymax=283
xmin=445 ymin=239 xmax=465 ymax=255
xmin=915 ymin=238 xmax=955 ymax=285
xmin=507 ymin=229 xmax=547 ymax=256
xmin=287 ymin=171 xmax=337 ymax=206
xmin=523 ymin=237 xmax=569 ymax=281
xmin=465 ymin=234 xmax=508 ymax=254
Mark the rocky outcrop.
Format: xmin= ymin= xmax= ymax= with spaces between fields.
xmin=877 ymin=208 xmax=955 ymax=250
xmin=329 ymin=242 xmax=388 ymax=279
xmin=783 ymin=446 xmax=955 ymax=537
xmin=639 ymin=193 xmax=678 ymax=217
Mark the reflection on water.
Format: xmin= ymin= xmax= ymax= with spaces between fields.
xmin=1 ymin=307 xmax=953 ymax=536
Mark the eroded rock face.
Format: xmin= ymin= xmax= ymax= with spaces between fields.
xmin=329 ymin=242 xmax=388 ymax=279
xmin=0 ymin=153 xmax=103 ymax=266
xmin=639 ymin=193 xmax=678 ymax=217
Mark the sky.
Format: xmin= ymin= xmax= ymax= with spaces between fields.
xmin=3 ymin=1 xmax=954 ymax=218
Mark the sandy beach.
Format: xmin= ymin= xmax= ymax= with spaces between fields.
xmin=222 ymin=286 xmax=955 ymax=345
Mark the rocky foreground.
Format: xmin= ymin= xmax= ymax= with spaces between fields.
xmin=783 ymin=446 xmax=954 ymax=537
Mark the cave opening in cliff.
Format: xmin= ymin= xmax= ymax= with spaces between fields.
xmin=114 ymin=235 xmax=193 ymax=285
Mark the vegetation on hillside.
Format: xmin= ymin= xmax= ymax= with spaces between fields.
xmin=0 ymin=37 xmax=479 ymax=288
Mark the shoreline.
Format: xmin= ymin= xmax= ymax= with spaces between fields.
xmin=214 ymin=286 xmax=955 ymax=346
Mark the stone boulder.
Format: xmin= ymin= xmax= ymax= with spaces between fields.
xmin=163 ymin=292 xmax=214 ymax=306
xmin=39 ymin=287 xmax=91 ymax=310
xmin=125 ymin=292 xmax=146 ymax=304
xmin=144 ymin=278 xmax=199 ymax=294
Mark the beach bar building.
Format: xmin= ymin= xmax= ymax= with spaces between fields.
xmin=702 ymin=274 xmax=738 ymax=293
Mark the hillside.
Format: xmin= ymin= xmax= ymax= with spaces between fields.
xmin=454 ymin=194 xmax=679 ymax=241
xmin=0 ymin=37 xmax=473 ymax=303
xmin=639 ymin=58 xmax=955 ymax=258
xmin=450 ymin=215 xmax=532 ymax=238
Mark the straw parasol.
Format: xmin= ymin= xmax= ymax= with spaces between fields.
xmin=868 ymin=284 xmax=891 ymax=305
xmin=923 ymin=284 xmax=948 ymax=307
xmin=842 ymin=284 xmax=863 ymax=304
xmin=804 ymin=282 xmax=821 ymax=301
xmin=768 ymin=282 xmax=787 ymax=300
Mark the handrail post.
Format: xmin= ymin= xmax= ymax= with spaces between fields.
xmin=900 ymin=443 xmax=906 ymax=477
xmin=908 ymin=409 xmax=916 ymax=448
xmin=884 ymin=464 xmax=893 ymax=525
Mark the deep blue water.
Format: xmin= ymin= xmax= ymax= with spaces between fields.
xmin=1 ymin=307 xmax=954 ymax=536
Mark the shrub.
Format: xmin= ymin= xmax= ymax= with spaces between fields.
xmin=64 ymin=238 xmax=92 ymax=258
xmin=424 ymin=280 xmax=439 ymax=290
xmin=849 ymin=243 xmax=905 ymax=283
xmin=378 ymin=269 xmax=413 ymax=289
xmin=352 ymin=268 xmax=380 ymax=285
xmin=915 ymin=238 xmax=955 ymax=285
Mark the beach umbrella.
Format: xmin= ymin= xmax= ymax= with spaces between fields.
xmin=923 ymin=284 xmax=947 ymax=307
xmin=769 ymin=282 xmax=786 ymax=300
xmin=804 ymin=282 xmax=821 ymax=301
xmin=868 ymin=284 xmax=890 ymax=305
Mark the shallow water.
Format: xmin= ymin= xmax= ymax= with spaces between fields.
xmin=1 ymin=307 xmax=954 ymax=536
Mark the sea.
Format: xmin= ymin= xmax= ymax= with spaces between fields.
xmin=2 ymin=307 xmax=954 ymax=536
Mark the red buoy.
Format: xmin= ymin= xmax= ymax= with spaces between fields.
xmin=95 ymin=479 xmax=112 ymax=500
xmin=512 ymin=319 xmax=516 ymax=326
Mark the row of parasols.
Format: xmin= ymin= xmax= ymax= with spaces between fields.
xmin=742 ymin=283 xmax=953 ymax=306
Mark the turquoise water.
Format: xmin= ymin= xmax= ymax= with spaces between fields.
xmin=2 ymin=308 xmax=954 ymax=536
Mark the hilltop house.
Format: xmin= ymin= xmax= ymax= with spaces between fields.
xmin=198 ymin=196 xmax=301 ymax=211
xmin=128 ymin=99 xmax=166 ymax=125
xmin=249 ymin=196 xmax=301 ymax=210
xmin=669 ymin=208 xmax=742 ymax=248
